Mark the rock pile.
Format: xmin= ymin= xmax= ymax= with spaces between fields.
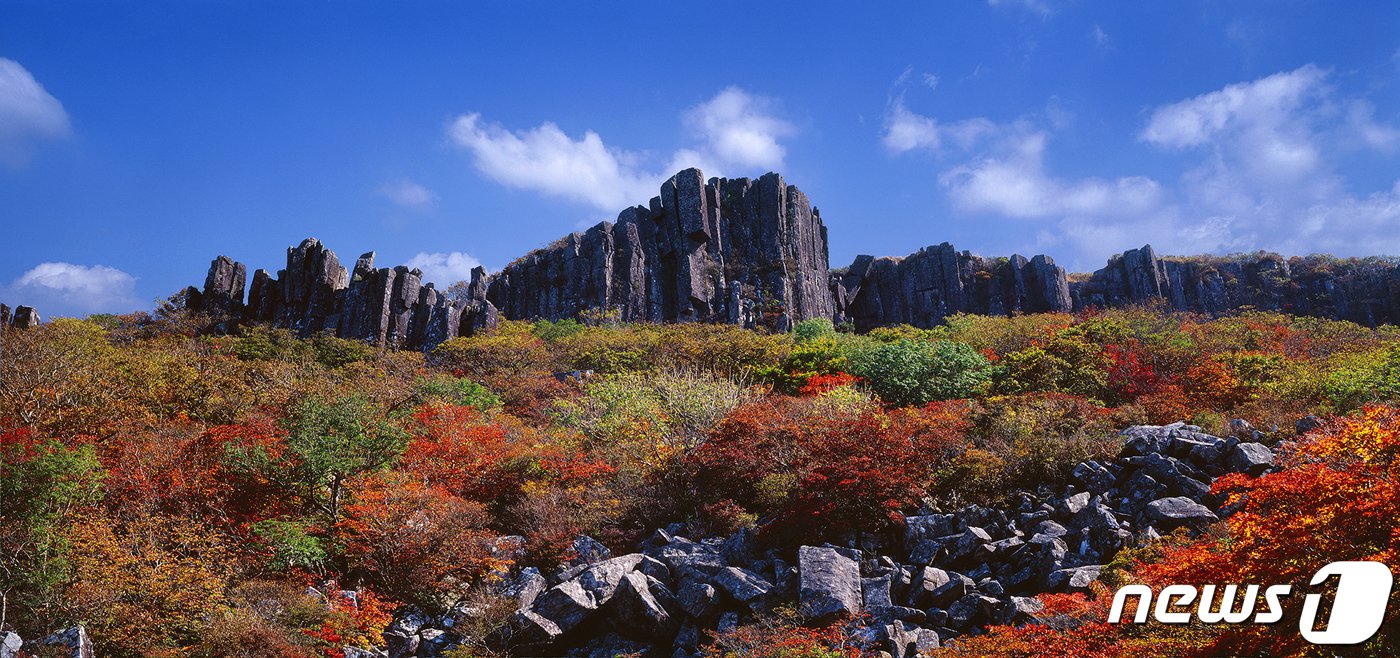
xmin=3 ymin=626 xmax=94 ymax=658
xmin=377 ymin=422 xmax=1275 ymax=657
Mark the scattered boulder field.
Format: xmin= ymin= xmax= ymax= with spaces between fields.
xmin=369 ymin=420 xmax=1279 ymax=658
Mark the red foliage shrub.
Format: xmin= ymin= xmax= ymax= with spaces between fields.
xmin=400 ymin=403 xmax=528 ymax=504
xmin=689 ymin=399 xmax=971 ymax=540
xmin=798 ymin=372 xmax=860 ymax=396
xmin=336 ymin=472 xmax=497 ymax=609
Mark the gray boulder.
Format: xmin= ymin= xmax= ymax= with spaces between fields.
xmin=574 ymin=554 xmax=644 ymax=604
xmin=39 ymin=627 xmax=93 ymax=658
xmin=2 ymin=632 xmax=22 ymax=658
xmin=1047 ymin=565 xmax=1104 ymax=592
xmin=798 ymin=545 xmax=863 ymax=622
xmin=1228 ymin=442 xmax=1274 ymax=476
xmin=1147 ymin=496 xmax=1219 ymax=526
xmin=711 ymin=566 xmax=773 ymax=607
xmin=884 ymin=620 xmax=939 ymax=658
xmin=530 ymin=579 xmax=598 ymax=635
xmin=608 ymin=571 xmax=679 ymax=639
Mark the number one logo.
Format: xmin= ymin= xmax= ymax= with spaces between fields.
xmin=1299 ymin=561 xmax=1393 ymax=645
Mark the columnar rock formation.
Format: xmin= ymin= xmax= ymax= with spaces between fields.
xmin=183 ymin=168 xmax=1400 ymax=349
xmin=187 ymin=239 xmax=501 ymax=350
xmin=831 ymin=246 xmax=1072 ymax=332
xmin=485 ymin=169 xmax=834 ymax=330
xmin=1073 ymin=244 xmax=1400 ymax=326
xmin=0 ymin=303 xmax=40 ymax=329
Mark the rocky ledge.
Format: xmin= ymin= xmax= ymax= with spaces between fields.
xmin=363 ymin=420 xmax=1276 ymax=658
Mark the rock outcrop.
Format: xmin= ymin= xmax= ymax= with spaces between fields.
xmin=0 ymin=304 xmax=40 ymax=329
xmin=22 ymin=626 xmax=93 ymax=658
xmin=376 ymin=421 xmax=1275 ymax=657
xmin=484 ymin=169 xmax=834 ymax=331
xmin=183 ymin=169 xmax=1400 ymax=349
xmin=1072 ymin=244 xmax=1400 ymax=326
xmin=831 ymin=246 xmax=1073 ymax=332
xmin=187 ymin=239 xmax=501 ymax=350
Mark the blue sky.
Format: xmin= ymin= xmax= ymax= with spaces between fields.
xmin=2 ymin=1 xmax=1398 ymax=317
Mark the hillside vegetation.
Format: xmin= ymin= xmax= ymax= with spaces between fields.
xmin=2 ymin=305 xmax=1398 ymax=656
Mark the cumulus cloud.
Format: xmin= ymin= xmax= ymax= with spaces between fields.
xmin=940 ymin=128 xmax=1166 ymax=220
xmin=4 ymin=263 xmax=143 ymax=317
xmin=449 ymin=87 xmax=794 ymax=211
xmin=892 ymin=64 xmax=1400 ymax=268
xmin=378 ymin=180 xmax=436 ymax=210
xmin=1141 ymin=64 xmax=1328 ymax=185
xmin=883 ymin=102 xmax=941 ymax=153
xmin=0 ymin=58 xmax=71 ymax=168
xmin=449 ymin=114 xmax=657 ymax=210
xmin=681 ymin=86 xmax=794 ymax=172
xmin=882 ymin=100 xmax=996 ymax=154
xmin=406 ymin=251 xmax=484 ymax=287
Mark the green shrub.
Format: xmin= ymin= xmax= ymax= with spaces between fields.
xmin=850 ymin=339 xmax=992 ymax=406
xmin=792 ymin=318 xmax=836 ymax=343
xmin=308 ymin=333 xmax=373 ymax=368
xmin=532 ymin=318 xmax=585 ymax=342
xmin=250 ymin=518 xmax=327 ymax=571
xmin=409 ymin=374 xmax=502 ymax=412
xmin=756 ymin=337 xmax=847 ymax=394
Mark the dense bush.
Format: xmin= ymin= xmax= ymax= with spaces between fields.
xmin=851 ymin=338 xmax=993 ymax=405
xmin=689 ymin=399 xmax=970 ymax=539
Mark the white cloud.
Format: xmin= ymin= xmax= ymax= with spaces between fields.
xmin=4 ymin=263 xmax=142 ymax=317
xmin=406 ymin=251 xmax=483 ymax=287
xmin=450 ymin=87 xmax=794 ymax=211
xmin=883 ymin=102 xmax=941 ymax=153
xmin=1092 ymin=24 xmax=1109 ymax=47
xmin=882 ymin=100 xmax=997 ymax=154
xmin=1141 ymin=65 xmax=1328 ymax=184
xmin=987 ymin=0 xmax=1052 ymax=15
xmin=893 ymin=64 xmax=1400 ymax=269
xmin=0 ymin=58 xmax=71 ymax=168
xmin=921 ymin=73 xmax=940 ymax=90
xmin=449 ymin=113 xmax=656 ymax=210
xmin=378 ymin=179 xmax=436 ymax=210
xmin=681 ymin=86 xmax=794 ymax=171
xmin=940 ymin=128 xmax=1166 ymax=220
xmin=1345 ymin=100 xmax=1400 ymax=152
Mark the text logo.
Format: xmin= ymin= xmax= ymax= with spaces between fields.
xmin=1108 ymin=561 xmax=1394 ymax=645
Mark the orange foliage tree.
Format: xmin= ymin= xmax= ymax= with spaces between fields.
xmin=336 ymin=471 xmax=500 ymax=610
xmin=1134 ymin=403 xmax=1400 ymax=657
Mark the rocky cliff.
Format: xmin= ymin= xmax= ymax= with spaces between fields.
xmin=831 ymin=246 xmax=1072 ymax=332
xmin=485 ymin=169 xmax=834 ymax=330
xmin=181 ymin=168 xmax=1400 ymax=348
xmin=1072 ymin=244 xmax=1400 ymax=326
xmin=185 ymin=239 xmax=499 ymax=350
xmin=0 ymin=303 xmax=40 ymax=329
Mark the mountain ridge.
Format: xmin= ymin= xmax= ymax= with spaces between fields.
xmin=167 ymin=167 xmax=1400 ymax=348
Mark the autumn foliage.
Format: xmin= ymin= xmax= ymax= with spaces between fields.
xmin=2 ymin=305 xmax=1400 ymax=654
